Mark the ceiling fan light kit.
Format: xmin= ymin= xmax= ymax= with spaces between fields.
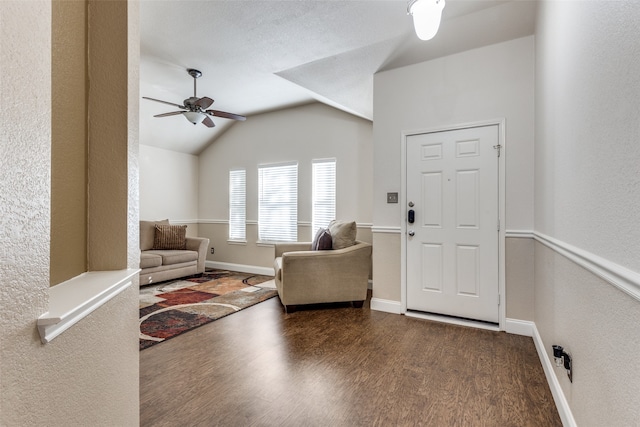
xmin=183 ymin=111 xmax=205 ymax=125
xmin=143 ymin=68 xmax=246 ymax=128
xmin=408 ymin=0 xmax=445 ymax=41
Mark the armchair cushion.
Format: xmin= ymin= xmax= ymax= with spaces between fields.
xmin=328 ymin=220 xmax=356 ymax=249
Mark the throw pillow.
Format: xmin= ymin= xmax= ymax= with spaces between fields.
xmin=312 ymin=228 xmax=332 ymax=251
xmin=153 ymin=224 xmax=187 ymax=250
xmin=328 ymin=220 xmax=356 ymax=249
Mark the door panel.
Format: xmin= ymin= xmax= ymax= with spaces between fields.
xmin=406 ymin=125 xmax=499 ymax=323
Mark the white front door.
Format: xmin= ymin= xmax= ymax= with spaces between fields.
xmin=405 ymin=125 xmax=499 ymax=323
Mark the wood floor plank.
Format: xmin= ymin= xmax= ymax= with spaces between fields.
xmin=140 ymin=296 xmax=561 ymax=427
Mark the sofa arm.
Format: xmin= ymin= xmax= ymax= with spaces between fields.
xmin=275 ymin=242 xmax=312 ymax=258
xmin=186 ymin=237 xmax=209 ymax=274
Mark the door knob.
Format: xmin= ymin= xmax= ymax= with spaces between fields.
xmin=408 ymin=230 xmax=415 ymax=237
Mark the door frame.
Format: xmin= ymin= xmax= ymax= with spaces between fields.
xmin=400 ymin=119 xmax=506 ymax=330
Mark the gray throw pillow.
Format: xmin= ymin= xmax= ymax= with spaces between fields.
xmin=312 ymin=228 xmax=332 ymax=251
xmin=328 ymin=220 xmax=356 ymax=249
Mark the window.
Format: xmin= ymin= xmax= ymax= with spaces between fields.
xmin=258 ymin=162 xmax=297 ymax=242
xmin=312 ymin=159 xmax=336 ymax=237
xmin=229 ymin=169 xmax=246 ymax=241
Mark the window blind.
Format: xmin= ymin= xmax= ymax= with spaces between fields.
xmin=312 ymin=159 xmax=336 ymax=237
xmin=229 ymin=169 xmax=246 ymax=241
xmin=258 ymin=162 xmax=298 ymax=242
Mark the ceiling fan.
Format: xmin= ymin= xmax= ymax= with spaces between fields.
xmin=142 ymin=68 xmax=246 ymax=128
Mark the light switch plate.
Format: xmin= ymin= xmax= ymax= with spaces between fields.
xmin=387 ymin=192 xmax=398 ymax=203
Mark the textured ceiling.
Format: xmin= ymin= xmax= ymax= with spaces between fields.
xmin=140 ymin=0 xmax=536 ymax=154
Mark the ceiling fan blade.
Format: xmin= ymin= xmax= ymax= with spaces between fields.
xmin=195 ymin=96 xmax=214 ymax=109
xmin=154 ymin=111 xmax=184 ymax=118
xmin=202 ymin=116 xmax=215 ymax=128
xmin=206 ymin=110 xmax=246 ymax=121
xmin=142 ymin=96 xmax=187 ymax=109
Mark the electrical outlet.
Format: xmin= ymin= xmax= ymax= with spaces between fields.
xmin=210 ymin=247 xmax=214 ymax=254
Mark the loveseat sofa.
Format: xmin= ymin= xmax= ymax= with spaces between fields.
xmin=139 ymin=220 xmax=209 ymax=285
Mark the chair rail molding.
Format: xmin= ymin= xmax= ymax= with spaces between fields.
xmin=533 ymin=231 xmax=640 ymax=303
xmin=506 ymin=229 xmax=640 ymax=302
xmin=371 ymin=225 xmax=401 ymax=234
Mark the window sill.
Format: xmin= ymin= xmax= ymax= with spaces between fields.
xmin=227 ymin=239 xmax=247 ymax=245
xmin=37 ymin=269 xmax=139 ymax=344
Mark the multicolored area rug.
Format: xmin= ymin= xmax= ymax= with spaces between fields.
xmin=139 ymin=269 xmax=276 ymax=350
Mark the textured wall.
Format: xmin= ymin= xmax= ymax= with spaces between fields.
xmin=535 ymin=1 xmax=640 ymax=424
xmin=372 ymin=36 xmax=535 ymax=305
xmin=0 ymin=1 xmax=140 ymax=425
xmin=535 ymin=1 xmax=640 ymax=271
xmin=1 ymin=1 xmax=53 ymax=421
xmin=534 ymin=243 xmax=640 ymax=425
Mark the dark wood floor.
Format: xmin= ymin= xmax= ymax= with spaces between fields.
xmin=140 ymin=295 xmax=561 ymax=427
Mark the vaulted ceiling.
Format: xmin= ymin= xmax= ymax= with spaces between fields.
xmin=140 ymin=0 xmax=536 ymax=155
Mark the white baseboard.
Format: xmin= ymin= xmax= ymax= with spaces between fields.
xmin=370 ymin=298 xmax=402 ymax=314
xmin=205 ymin=261 xmax=274 ymax=277
xmin=505 ymin=318 xmax=535 ymax=336
xmin=531 ymin=324 xmax=577 ymax=427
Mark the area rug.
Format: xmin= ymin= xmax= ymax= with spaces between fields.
xmin=139 ymin=269 xmax=276 ymax=350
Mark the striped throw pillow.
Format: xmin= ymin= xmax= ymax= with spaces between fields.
xmin=153 ymin=224 xmax=187 ymax=250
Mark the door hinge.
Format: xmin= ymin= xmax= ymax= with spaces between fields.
xmin=493 ymin=144 xmax=502 ymax=157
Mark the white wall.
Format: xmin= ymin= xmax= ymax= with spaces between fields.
xmin=198 ymin=102 xmax=373 ymax=269
xmin=534 ymin=1 xmax=640 ymax=425
xmin=139 ymin=144 xmax=199 ymax=223
xmin=372 ymin=36 xmax=535 ymax=302
xmin=535 ymin=1 xmax=640 ymax=271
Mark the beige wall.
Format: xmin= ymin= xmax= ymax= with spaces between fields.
xmin=202 ymin=222 xmax=372 ymax=270
xmin=50 ymin=0 xmax=88 ymax=285
xmin=534 ymin=1 xmax=640 ymax=424
xmin=505 ymin=237 xmax=534 ymax=321
xmin=0 ymin=1 xmax=140 ymax=425
xmin=371 ymin=232 xmax=401 ymax=302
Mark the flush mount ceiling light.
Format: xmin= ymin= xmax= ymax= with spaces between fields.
xmin=408 ymin=0 xmax=446 ymax=41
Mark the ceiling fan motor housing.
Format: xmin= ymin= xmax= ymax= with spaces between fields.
xmin=184 ymin=96 xmax=202 ymax=110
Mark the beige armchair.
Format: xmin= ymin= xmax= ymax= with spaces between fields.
xmin=273 ymin=241 xmax=372 ymax=312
